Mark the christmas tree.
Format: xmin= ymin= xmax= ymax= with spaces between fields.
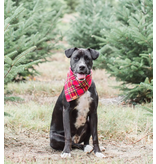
xmin=94 ymin=0 xmax=153 ymax=103
xmin=66 ymin=0 xmax=116 ymax=49
xmin=4 ymin=0 xmax=65 ymax=104
xmin=4 ymin=0 xmax=65 ymax=82
xmin=4 ymin=3 xmax=38 ymax=85
xmin=64 ymin=0 xmax=80 ymax=13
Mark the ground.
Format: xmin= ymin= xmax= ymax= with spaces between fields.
xmin=4 ymin=130 xmax=153 ymax=164
xmin=4 ymin=51 xmax=153 ymax=164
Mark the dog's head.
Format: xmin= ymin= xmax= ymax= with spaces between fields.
xmin=65 ymin=48 xmax=99 ymax=81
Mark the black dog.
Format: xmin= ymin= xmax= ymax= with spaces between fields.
xmin=50 ymin=48 xmax=105 ymax=158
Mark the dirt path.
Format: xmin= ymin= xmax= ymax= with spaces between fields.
xmin=4 ymin=129 xmax=152 ymax=163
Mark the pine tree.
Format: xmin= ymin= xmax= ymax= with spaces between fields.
xmin=64 ymin=0 xmax=80 ymax=13
xmin=94 ymin=0 xmax=153 ymax=103
xmin=4 ymin=0 xmax=65 ymax=103
xmin=66 ymin=0 xmax=116 ymax=49
xmin=4 ymin=0 xmax=65 ymax=82
xmin=4 ymin=3 xmax=40 ymax=85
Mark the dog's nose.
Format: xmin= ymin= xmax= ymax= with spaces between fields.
xmin=79 ymin=65 xmax=85 ymax=70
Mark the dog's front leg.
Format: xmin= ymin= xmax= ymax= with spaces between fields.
xmin=61 ymin=104 xmax=72 ymax=158
xmin=90 ymin=112 xmax=106 ymax=158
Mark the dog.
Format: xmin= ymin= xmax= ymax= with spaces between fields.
xmin=50 ymin=47 xmax=105 ymax=158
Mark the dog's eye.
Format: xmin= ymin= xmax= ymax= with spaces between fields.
xmin=74 ymin=56 xmax=79 ymax=61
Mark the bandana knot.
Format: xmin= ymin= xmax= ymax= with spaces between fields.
xmin=64 ymin=68 xmax=92 ymax=102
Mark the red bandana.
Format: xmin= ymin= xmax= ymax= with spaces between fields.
xmin=64 ymin=68 xmax=92 ymax=102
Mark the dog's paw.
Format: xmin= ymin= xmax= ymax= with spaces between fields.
xmin=100 ymin=146 xmax=106 ymax=152
xmin=84 ymin=145 xmax=93 ymax=153
xmin=95 ymin=152 xmax=106 ymax=158
xmin=61 ymin=152 xmax=71 ymax=158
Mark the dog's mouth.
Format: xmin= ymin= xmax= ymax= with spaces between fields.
xmin=75 ymin=73 xmax=86 ymax=81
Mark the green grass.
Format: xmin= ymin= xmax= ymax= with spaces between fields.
xmin=4 ymin=101 xmax=53 ymax=133
xmin=98 ymin=103 xmax=153 ymax=142
xmin=6 ymin=81 xmax=63 ymax=97
xmin=4 ymin=99 xmax=153 ymax=142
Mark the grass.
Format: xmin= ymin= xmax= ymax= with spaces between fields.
xmin=4 ymin=101 xmax=53 ymax=133
xmin=98 ymin=103 xmax=153 ymax=142
xmin=4 ymin=100 xmax=153 ymax=143
xmin=93 ymin=69 xmax=121 ymax=98
xmin=6 ymin=81 xmax=63 ymax=97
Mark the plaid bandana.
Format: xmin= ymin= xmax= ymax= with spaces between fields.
xmin=64 ymin=68 xmax=92 ymax=102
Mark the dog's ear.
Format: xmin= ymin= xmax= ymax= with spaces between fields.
xmin=65 ymin=47 xmax=78 ymax=58
xmin=88 ymin=48 xmax=99 ymax=60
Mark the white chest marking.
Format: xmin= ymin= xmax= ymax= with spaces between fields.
xmin=74 ymin=91 xmax=93 ymax=129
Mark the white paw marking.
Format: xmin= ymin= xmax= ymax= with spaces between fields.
xmin=84 ymin=145 xmax=93 ymax=153
xmin=95 ymin=152 xmax=106 ymax=158
xmin=100 ymin=146 xmax=105 ymax=152
xmin=61 ymin=152 xmax=71 ymax=158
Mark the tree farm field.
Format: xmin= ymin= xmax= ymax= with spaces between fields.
xmin=4 ymin=51 xmax=153 ymax=164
